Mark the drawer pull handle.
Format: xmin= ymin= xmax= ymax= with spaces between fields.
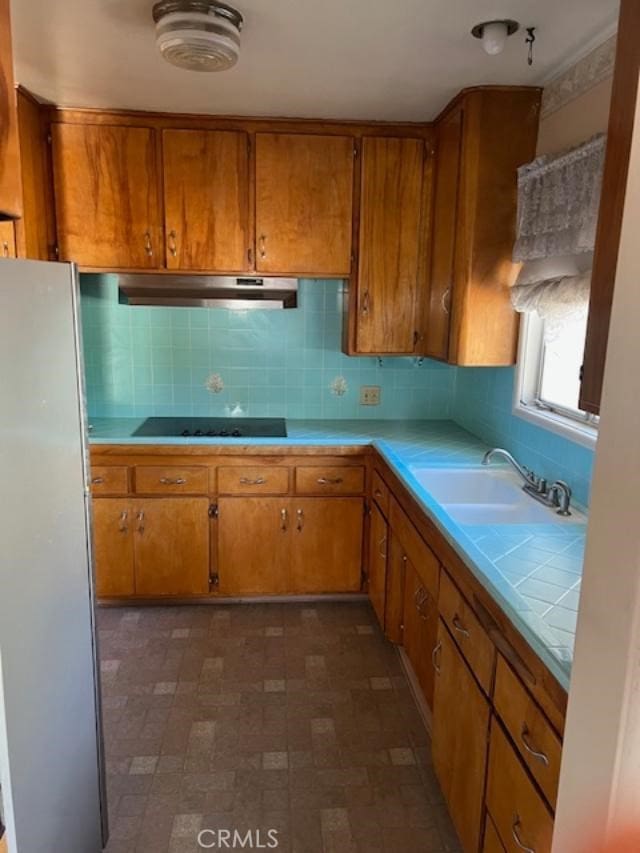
xmin=280 ymin=508 xmax=288 ymax=532
xmin=137 ymin=510 xmax=145 ymax=534
xmin=452 ymin=614 xmax=470 ymax=638
xmin=432 ymin=641 xmax=442 ymax=674
xmin=118 ymin=510 xmax=128 ymax=533
xmin=160 ymin=477 xmax=187 ymax=485
xmin=378 ymin=535 xmax=387 ymax=558
xmin=415 ymin=587 xmax=429 ymax=620
xmin=92 ymin=476 xmax=105 ymax=485
xmin=520 ymin=725 xmax=550 ymax=766
xmin=512 ymin=818 xmax=535 ymax=853
xmin=296 ymin=508 xmax=304 ymax=531
xmin=374 ymin=489 xmax=383 ymax=498
xmin=317 ymin=477 xmax=344 ymax=485
xmin=240 ymin=477 xmax=266 ymax=486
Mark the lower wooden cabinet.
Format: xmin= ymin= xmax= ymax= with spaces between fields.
xmin=216 ymin=496 xmax=364 ymax=595
xmin=402 ymin=557 xmax=438 ymax=709
xmin=0 ymin=221 xmax=16 ymax=258
xmin=92 ymin=496 xmax=210 ymax=597
xmin=368 ymin=501 xmax=388 ymax=628
xmin=432 ymin=619 xmax=491 ymax=853
xmin=483 ymin=815 xmax=506 ymax=853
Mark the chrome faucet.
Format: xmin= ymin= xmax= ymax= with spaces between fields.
xmin=482 ymin=448 xmax=572 ymax=516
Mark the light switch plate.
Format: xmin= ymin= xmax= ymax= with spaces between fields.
xmin=360 ymin=385 xmax=381 ymax=406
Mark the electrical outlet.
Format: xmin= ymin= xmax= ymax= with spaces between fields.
xmin=360 ymin=385 xmax=381 ymax=406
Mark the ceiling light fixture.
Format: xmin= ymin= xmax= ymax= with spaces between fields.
xmin=152 ymin=0 xmax=244 ymax=72
xmin=471 ymin=19 xmax=519 ymax=56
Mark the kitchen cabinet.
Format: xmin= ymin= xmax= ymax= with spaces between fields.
xmin=133 ymin=497 xmax=210 ymax=596
xmin=0 ymin=221 xmax=16 ymax=257
xmin=255 ymin=132 xmax=354 ymax=275
xmin=217 ymin=496 xmax=363 ymax=595
xmin=51 ymin=123 xmax=162 ymax=269
xmin=486 ymin=718 xmax=554 ymax=853
xmin=423 ymin=87 xmax=541 ymax=366
xmin=93 ymin=498 xmax=135 ymax=597
xmin=580 ymin=0 xmax=640 ymax=415
xmin=353 ymin=136 xmax=425 ymax=354
xmin=162 ymin=128 xmax=251 ymax=272
xmin=385 ymin=535 xmax=407 ymax=644
xmin=402 ymin=554 xmax=439 ymax=709
xmin=432 ymin=619 xmax=491 ymax=853
xmin=483 ymin=816 xmax=506 ymax=853
xmin=368 ymin=501 xmax=388 ymax=628
xmin=0 ymin=0 xmax=22 ymax=220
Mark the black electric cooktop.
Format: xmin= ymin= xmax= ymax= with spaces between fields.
xmin=133 ymin=417 xmax=287 ymax=439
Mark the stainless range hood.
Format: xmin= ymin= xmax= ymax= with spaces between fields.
xmin=118 ymin=275 xmax=298 ymax=310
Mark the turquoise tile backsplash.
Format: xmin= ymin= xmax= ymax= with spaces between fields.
xmin=80 ymin=275 xmax=456 ymax=421
xmin=452 ymin=367 xmax=595 ymax=507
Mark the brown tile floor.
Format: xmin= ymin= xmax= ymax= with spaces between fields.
xmin=99 ymin=601 xmax=461 ymax=853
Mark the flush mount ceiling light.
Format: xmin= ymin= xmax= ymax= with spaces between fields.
xmin=471 ymin=19 xmax=519 ymax=56
xmin=152 ymin=0 xmax=244 ymax=72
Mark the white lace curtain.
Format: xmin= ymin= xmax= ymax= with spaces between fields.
xmin=511 ymin=133 xmax=606 ymax=340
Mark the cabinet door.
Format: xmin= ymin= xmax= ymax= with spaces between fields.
xmin=290 ymin=498 xmax=363 ymax=593
xmin=0 ymin=0 xmax=22 ymax=219
xmin=425 ymin=105 xmax=463 ymax=360
xmin=134 ymin=498 xmax=209 ymax=596
xmin=368 ymin=502 xmax=388 ymax=628
xmin=217 ymin=497 xmax=290 ymax=594
xmin=432 ymin=619 xmax=491 ymax=853
xmin=92 ymin=498 xmax=135 ymax=597
xmin=384 ymin=535 xmax=406 ymax=644
xmin=0 ymin=221 xmax=16 ymax=258
xmin=355 ymin=137 xmax=425 ymax=354
xmin=255 ymin=133 xmax=354 ymax=275
xmin=402 ymin=558 xmax=438 ymax=709
xmin=52 ymin=123 xmax=161 ymax=269
xmin=163 ymin=129 xmax=251 ymax=271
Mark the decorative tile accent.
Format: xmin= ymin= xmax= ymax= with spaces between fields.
xmin=542 ymin=35 xmax=616 ymax=118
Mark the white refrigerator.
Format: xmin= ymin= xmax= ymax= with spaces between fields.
xmin=0 ymin=259 xmax=106 ymax=852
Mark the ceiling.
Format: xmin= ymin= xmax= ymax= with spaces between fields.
xmin=11 ymin=0 xmax=619 ymax=121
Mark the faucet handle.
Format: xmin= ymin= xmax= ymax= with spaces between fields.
xmin=537 ymin=478 xmax=547 ymax=494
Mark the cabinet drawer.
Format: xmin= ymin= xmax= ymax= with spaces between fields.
xmin=487 ymin=718 xmax=554 ymax=853
xmin=134 ymin=466 xmax=208 ymax=494
xmin=90 ymin=465 xmax=128 ymax=495
xmin=439 ymin=571 xmax=495 ymax=695
xmin=494 ymin=655 xmax=562 ymax=809
xmin=483 ymin=815 xmax=506 ymax=853
xmin=295 ymin=466 xmax=365 ymax=495
xmin=372 ymin=470 xmax=390 ymax=516
xmin=218 ymin=466 xmax=289 ymax=495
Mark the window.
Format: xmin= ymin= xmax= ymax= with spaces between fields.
xmin=515 ymin=312 xmax=598 ymax=448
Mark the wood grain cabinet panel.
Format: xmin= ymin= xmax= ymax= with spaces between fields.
xmin=218 ymin=466 xmax=289 ymax=495
xmin=355 ymin=136 xmax=425 ymax=354
xmin=217 ymin=497 xmax=290 ymax=594
xmin=483 ymin=815 xmax=507 ymax=853
xmin=371 ymin=470 xmax=390 ymax=517
xmin=134 ymin=465 xmax=209 ymax=495
xmin=255 ymin=132 xmax=354 ymax=275
xmin=51 ymin=123 xmax=162 ymax=269
xmin=368 ymin=501 xmax=388 ymax=629
xmin=486 ymin=718 xmax=554 ymax=853
xmin=92 ymin=498 xmax=135 ymax=597
xmin=289 ymin=497 xmax=363 ymax=593
xmin=385 ymin=535 xmax=407 ymax=645
xmin=0 ymin=220 xmax=16 ymax=258
xmin=90 ymin=465 xmax=128 ymax=495
xmin=134 ymin=497 xmax=209 ymax=596
xmin=295 ymin=465 xmax=364 ymax=495
xmin=0 ymin=0 xmax=22 ymax=219
xmin=493 ymin=655 xmax=562 ymax=809
xmin=162 ymin=129 xmax=251 ymax=271
xmin=402 ymin=557 xmax=438 ymax=709
xmin=432 ymin=619 xmax=491 ymax=853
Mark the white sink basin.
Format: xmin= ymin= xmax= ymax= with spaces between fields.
xmin=409 ymin=467 xmax=569 ymax=525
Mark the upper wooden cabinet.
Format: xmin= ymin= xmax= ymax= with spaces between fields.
xmin=0 ymin=0 xmax=22 ymax=220
xmin=423 ymin=87 xmax=541 ymax=366
xmin=255 ymin=132 xmax=354 ymax=275
xmin=14 ymin=89 xmax=53 ymax=260
xmin=51 ymin=123 xmax=162 ymax=269
xmin=353 ymin=136 xmax=425 ymax=354
xmin=580 ymin=0 xmax=640 ymax=415
xmin=162 ymin=129 xmax=251 ymax=272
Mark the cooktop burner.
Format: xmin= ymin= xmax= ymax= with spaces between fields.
xmin=133 ymin=417 xmax=287 ymax=439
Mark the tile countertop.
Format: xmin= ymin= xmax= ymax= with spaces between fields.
xmin=89 ymin=418 xmax=587 ymax=690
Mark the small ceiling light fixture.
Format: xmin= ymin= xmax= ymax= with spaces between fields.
xmin=152 ymin=0 xmax=244 ymax=72
xmin=471 ymin=19 xmax=519 ymax=56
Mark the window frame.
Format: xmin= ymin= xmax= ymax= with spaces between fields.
xmin=514 ymin=313 xmax=598 ymax=449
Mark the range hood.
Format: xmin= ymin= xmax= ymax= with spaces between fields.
xmin=118 ymin=275 xmax=298 ymax=310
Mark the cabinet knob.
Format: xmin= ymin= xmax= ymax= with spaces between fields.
xmin=118 ymin=510 xmax=129 ymax=533
xmin=361 ymin=289 xmax=370 ymax=315
xmin=144 ymin=231 xmax=153 ymax=257
xmin=296 ymin=508 xmax=304 ymax=532
xmin=511 ymin=819 xmax=535 ymax=853
xmin=259 ymin=234 xmax=267 ymax=259
xmin=317 ymin=477 xmax=343 ymax=486
xmin=168 ymin=229 xmax=177 ymax=257
xmin=2 ymin=241 xmax=9 ymax=258
xmin=431 ymin=641 xmax=442 ymax=674
xmin=441 ymin=288 xmax=450 ymax=315
xmin=452 ymin=614 xmax=470 ymax=638
xmin=137 ymin=510 xmax=145 ymax=533
xmin=280 ymin=507 xmax=288 ymax=531
xmin=520 ymin=725 xmax=550 ymax=766
xmin=239 ymin=477 xmax=266 ymax=486
xmin=160 ymin=477 xmax=187 ymax=485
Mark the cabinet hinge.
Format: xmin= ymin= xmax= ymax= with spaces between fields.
xmin=209 ymin=571 xmax=220 ymax=588
xmin=208 ymin=503 xmax=219 ymax=518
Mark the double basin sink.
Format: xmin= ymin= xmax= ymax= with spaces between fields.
xmin=409 ymin=467 xmax=583 ymax=526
